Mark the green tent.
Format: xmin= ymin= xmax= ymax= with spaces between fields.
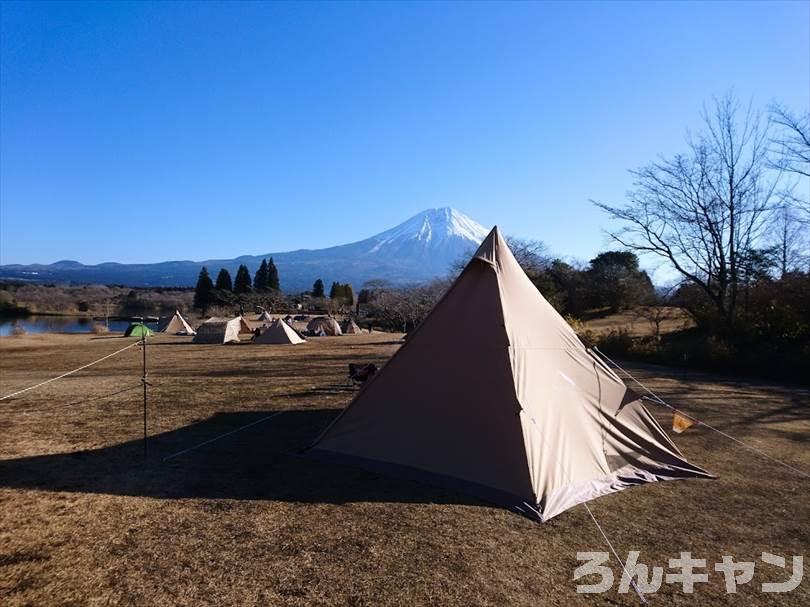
xmin=124 ymin=322 xmax=154 ymax=338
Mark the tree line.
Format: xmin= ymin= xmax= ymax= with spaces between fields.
xmin=361 ymin=246 xmax=656 ymax=333
xmin=194 ymin=258 xmax=280 ymax=311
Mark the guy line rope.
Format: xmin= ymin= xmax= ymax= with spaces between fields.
xmin=590 ymin=346 xmax=810 ymax=480
xmin=0 ymin=341 xmax=141 ymax=402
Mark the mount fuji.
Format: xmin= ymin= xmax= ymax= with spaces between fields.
xmin=0 ymin=208 xmax=490 ymax=292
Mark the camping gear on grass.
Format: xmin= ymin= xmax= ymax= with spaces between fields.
xmin=348 ymin=363 xmax=378 ymax=385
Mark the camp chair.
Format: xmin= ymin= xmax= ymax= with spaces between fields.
xmin=348 ymin=363 xmax=378 ymax=386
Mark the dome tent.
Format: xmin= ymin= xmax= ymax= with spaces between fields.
xmin=124 ymin=323 xmax=154 ymax=338
xmin=306 ymin=316 xmax=342 ymax=336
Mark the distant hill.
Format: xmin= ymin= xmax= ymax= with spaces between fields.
xmin=0 ymin=208 xmax=489 ymax=292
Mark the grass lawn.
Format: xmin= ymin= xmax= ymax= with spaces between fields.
xmin=1 ymin=332 xmax=808 ymax=605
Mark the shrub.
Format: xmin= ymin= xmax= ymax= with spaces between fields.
xmin=596 ymin=328 xmax=634 ymax=356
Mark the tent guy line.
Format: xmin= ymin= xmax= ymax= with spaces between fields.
xmin=591 ymin=346 xmax=810 ymax=480
xmin=583 ymin=502 xmax=648 ymax=605
xmin=20 ymin=383 xmax=142 ymax=415
xmin=0 ymin=340 xmax=141 ymax=402
xmin=162 ymin=410 xmax=288 ymax=462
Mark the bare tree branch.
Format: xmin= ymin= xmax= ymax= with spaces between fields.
xmin=593 ymin=93 xmax=779 ymax=329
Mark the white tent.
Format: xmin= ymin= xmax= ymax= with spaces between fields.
xmin=257 ymin=311 xmax=274 ymax=322
xmin=254 ymin=318 xmax=305 ymax=345
xmin=157 ymin=310 xmax=196 ymax=335
xmin=192 ymin=317 xmax=241 ymax=344
xmin=307 ymin=227 xmax=710 ymax=521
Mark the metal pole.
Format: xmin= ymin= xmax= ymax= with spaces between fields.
xmin=141 ymin=330 xmax=147 ymax=457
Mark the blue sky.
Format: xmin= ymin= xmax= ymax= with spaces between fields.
xmin=1 ymin=1 xmax=808 ymax=280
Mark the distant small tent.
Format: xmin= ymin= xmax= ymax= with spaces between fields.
xmin=158 ymin=311 xmax=196 ymax=335
xmin=307 ymin=316 xmax=342 ymax=336
xmin=254 ymin=319 xmax=306 ymax=345
xmin=192 ymin=317 xmax=241 ymax=344
xmin=257 ymin=311 xmax=274 ymax=323
xmin=341 ymin=318 xmax=362 ymax=334
xmin=125 ymin=323 xmax=154 ymax=338
xmin=238 ymin=316 xmax=253 ymax=334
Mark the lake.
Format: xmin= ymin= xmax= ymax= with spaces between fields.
xmin=0 ymin=316 xmax=159 ymax=337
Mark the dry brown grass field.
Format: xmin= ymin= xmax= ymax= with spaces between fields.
xmin=583 ymin=306 xmax=693 ymax=338
xmin=1 ymin=331 xmax=808 ymax=606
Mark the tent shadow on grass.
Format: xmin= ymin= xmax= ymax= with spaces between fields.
xmin=0 ymin=409 xmax=489 ymax=508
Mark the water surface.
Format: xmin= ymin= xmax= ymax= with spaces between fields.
xmin=0 ymin=316 xmax=158 ymax=336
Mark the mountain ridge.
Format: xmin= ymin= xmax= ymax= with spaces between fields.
xmin=0 ymin=208 xmax=489 ymax=292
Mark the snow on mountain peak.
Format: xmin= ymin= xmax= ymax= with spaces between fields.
xmin=370 ymin=208 xmax=489 ymax=251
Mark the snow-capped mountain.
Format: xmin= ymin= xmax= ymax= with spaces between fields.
xmin=0 ymin=208 xmax=489 ymax=292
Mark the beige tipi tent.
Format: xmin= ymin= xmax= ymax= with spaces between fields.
xmin=158 ymin=310 xmax=196 ymax=335
xmin=254 ymin=318 xmax=305 ymax=345
xmin=238 ymin=316 xmax=254 ymax=334
xmin=341 ymin=318 xmax=362 ymax=334
xmin=307 ymin=227 xmax=710 ymax=521
xmin=257 ymin=310 xmax=274 ymax=323
xmin=307 ymin=316 xmax=342 ymax=336
xmin=192 ymin=317 xmax=241 ymax=344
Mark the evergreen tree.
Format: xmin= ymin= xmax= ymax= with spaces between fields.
xmin=214 ymin=268 xmax=233 ymax=292
xmin=267 ymin=257 xmax=280 ymax=291
xmin=193 ymin=267 xmax=214 ymax=311
xmin=329 ymin=281 xmax=339 ymax=299
xmin=254 ymin=259 xmax=269 ymax=291
xmin=234 ymin=264 xmax=253 ymax=294
xmin=343 ymin=283 xmax=354 ymax=305
xmin=312 ymin=279 xmax=325 ymax=298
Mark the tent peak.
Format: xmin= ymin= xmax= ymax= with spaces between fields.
xmin=472 ymin=225 xmax=509 ymax=266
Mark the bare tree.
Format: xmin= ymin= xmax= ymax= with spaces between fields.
xmin=449 ymin=236 xmax=550 ymax=277
xmin=366 ymin=279 xmax=449 ymax=332
xmin=633 ymin=286 xmax=680 ymax=341
xmin=770 ymin=103 xmax=810 ymax=178
xmin=593 ymin=94 xmax=779 ymax=330
xmin=771 ymin=202 xmax=807 ymax=275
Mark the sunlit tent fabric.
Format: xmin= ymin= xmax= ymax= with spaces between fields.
xmin=307 ymin=316 xmax=342 ymax=336
xmin=124 ymin=323 xmax=154 ymax=338
xmin=254 ymin=318 xmax=306 ymax=345
xmin=341 ymin=318 xmax=362 ymax=334
xmin=307 ymin=227 xmax=711 ymax=522
xmin=157 ymin=310 xmax=196 ymax=335
xmin=192 ymin=317 xmax=241 ymax=344
xmin=257 ymin=311 xmax=274 ymax=322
